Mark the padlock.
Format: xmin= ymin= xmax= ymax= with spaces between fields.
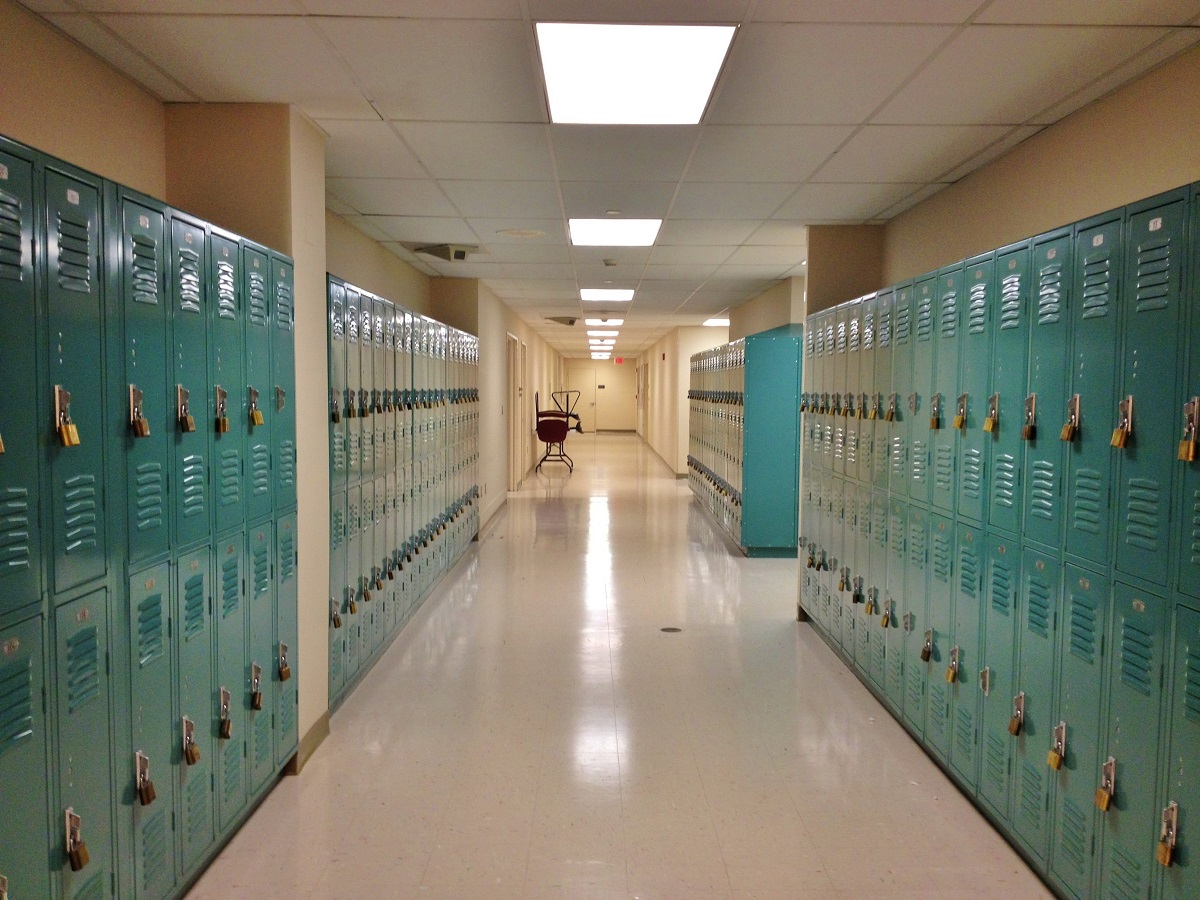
xmin=347 ymin=595 xmax=358 ymax=615
xmin=1095 ymin=756 xmax=1116 ymax=812
xmin=1111 ymin=395 xmax=1133 ymax=448
xmin=220 ymin=718 xmax=233 ymax=740
xmin=1046 ymin=721 xmax=1067 ymax=770
xmin=946 ymin=647 xmax=960 ymax=684
xmin=219 ymin=688 xmax=233 ymax=739
xmin=984 ymin=394 xmax=999 ymax=434
xmin=954 ymin=393 xmax=967 ymax=430
xmin=1179 ymin=398 xmax=1199 ymax=462
xmin=1158 ymin=841 xmax=1175 ymax=867
xmin=880 ymin=602 xmax=891 ymax=629
xmin=249 ymin=386 xmax=265 ymax=426
xmin=331 ymin=389 xmax=341 ymax=424
xmin=1009 ymin=692 xmax=1025 ymax=736
xmin=930 ymin=393 xmax=942 ymax=430
xmin=1158 ymin=801 xmax=1179 ymax=867
xmin=0 ymin=432 xmax=5 ymax=455
xmin=68 ymin=840 xmax=89 ymax=872
xmin=215 ymin=385 xmax=230 ymax=433
xmin=1 ymin=873 xmax=8 ymax=900
xmin=919 ymin=630 xmax=933 ymax=663
xmin=279 ymin=643 xmax=292 ymax=682
xmin=251 ymin=663 xmax=264 ymax=710
xmin=183 ymin=717 xmax=200 ymax=765
xmin=136 ymin=751 xmax=156 ymax=807
xmin=1021 ymin=393 xmax=1037 ymax=441
xmin=885 ymin=394 xmax=897 ymax=422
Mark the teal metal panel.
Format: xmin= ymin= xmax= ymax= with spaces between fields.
xmin=275 ymin=512 xmax=299 ymax=766
xmin=931 ymin=265 xmax=962 ymax=514
xmin=55 ymin=588 xmax=114 ymax=900
xmin=215 ymin=535 xmax=246 ymax=830
xmin=346 ymin=286 xmax=363 ymax=485
xmin=988 ymin=243 xmax=1031 ymax=536
xmin=857 ymin=295 xmax=877 ymax=485
xmin=328 ymin=278 xmax=348 ymax=493
xmin=1115 ymin=192 xmax=1187 ymax=589
xmin=372 ymin=298 xmax=388 ymax=487
xmin=247 ymin=522 xmax=275 ymax=793
xmin=873 ymin=289 xmax=894 ymax=492
xmin=0 ymin=614 xmax=52 ymax=900
xmin=868 ymin=488 xmax=889 ymax=690
xmin=360 ymin=477 xmax=377 ymax=664
xmin=883 ymin=498 xmax=907 ymax=713
xmin=372 ymin=476 xmax=388 ymax=653
xmin=909 ymin=276 xmax=936 ymax=505
xmin=0 ymin=145 xmax=41 ymax=615
xmin=271 ymin=254 xmax=296 ymax=512
xmin=1098 ymin=583 xmax=1169 ymax=898
xmin=957 ymin=255 xmax=993 ymax=525
xmin=44 ymin=165 xmax=108 ymax=595
xmin=383 ymin=302 xmax=398 ymax=477
xmin=949 ymin=522 xmax=983 ymax=790
xmin=1049 ymin=564 xmax=1109 ymax=899
xmin=175 ymin=546 xmax=214 ymax=873
xmin=170 ymin=215 xmax=210 ymax=550
xmin=1064 ymin=214 xmax=1123 ymax=571
xmin=359 ymin=296 xmax=376 ymax=481
xmin=853 ymin=483 xmax=872 ymax=672
xmin=903 ymin=506 xmax=930 ymax=737
xmin=344 ymin=485 xmax=363 ymax=681
xmin=979 ymin=533 xmax=1019 ymax=824
xmin=890 ymin=283 xmax=914 ymax=496
xmin=243 ymin=245 xmax=272 ymax=524
xmin=328 ymin=489 xmax=347 ymax=699
xmin=925 ymin=513 xmax=954 ymax=761
xmin=209 ymin=233 xmax=244 ymax=535
xmin=845 ymin=301 xmax=864 ymax=482
xmin=1178 ymin=190 xmax=1200 ymax=601
xmin=821 ymin=315 xmax=836 ymax=472
xmin=1161 ymin=603 xmax=1200 ymax=899
xmin=832 ymin=305 xmax=849 ymax=477
xmin=127 ymin=563 xmax=176 ymax=899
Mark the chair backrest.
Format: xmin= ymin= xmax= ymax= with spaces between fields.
xmin=537 ymin=418 xmax=569 ymax=443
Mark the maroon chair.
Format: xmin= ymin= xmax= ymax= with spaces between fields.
xmin=535 ymin=391 xmax=579 ymax=472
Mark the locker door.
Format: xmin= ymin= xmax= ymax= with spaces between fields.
xmin=384 ymin=303 xmax=398 ymax=478
xmin=117 ymin=195 xmax=170 ymax=565
xmin=853 ymin=484 xmax=872 ymax=672
xmin=209 ymin=234 xmax=244 ymax=535
xmin=55 ymin=589 xmax=114 ymax=900
xmin=359 ymin=299 xmax=376 ymax=481
xmin=360 ymin=478 xmax=377 ymax=662
xmin=821 ymin=316 xmax=836 ymax=472
xmin=890 ymin=284 xmax=913 ymax=496
xmin=845 ymin=301 xmax=862 ymax=481
xmin=346 ymin=287 xmax=362 ymax=485
xmin=931 ymin=265 xmax=962 ymax=514
xmin=328 ymin=490 xmax=347 ymax=699
xmin=1098 ymin=584 xmax=1168 ymax=899
xmin=1065 ymin=215 xmax=1122 ymax=570
xmin=1012 ymin=547 xmax=1061 ymax=863
xmin=832 ymin=305 xmax=848 ymax=476
xmin=127 ymin=564 xmax=176 ymax=899
xmin=859 ymin=295 xmax=877 ymax=485
xmin=1050 ymin=565 xmax=1109 ymax=899
xmin=271 ymin=255 xmax=296 ymax=512
xmin=0 ymin=147 xmax=41 ymax=615
xmin=925 ymin=513 xmax=954 ymax=761
xmin=372 ymin=476 xmax=387 ymax=653
xmin=45 ymin=166 xmax=108 ymax=595
xmin=958 ymin=256 xmax=992 ymax=525
xmin=344 ymin=485 xmax=363 ymax=679
xmin=373 ymin=299 xmax=387 ymax=486
xmin=328 ymin=279 xmax=348 ymax=492
xmin=243 ymin=246 xmax=272 ymax=524
xmin=247 ymin=523 xmax=275 ymax=793
xmin=830 ymin=478 xmax=846 ymax=649
xmin=175 ymin=547 xmax=214 ymax=872
xmin=1162 ymin=605 xmax=1200 ymax=899
xmin=1115 ymin=192 xmax=1187 ymax=589
xmin=903 ymin=507 xmax=930 ymax=737
xmin=979 ymin=535 xmax=1019 ymax=824
xmin=989 ymin=243 xmax=1031 ymax=537
xmin=0 ymin=615 xmax=52 ymax=900
xmin=884 ymin=498 xmax=907 ymax=712
xmin=275 ymin=512 xmax=299 ymax=766
xmin=386 ymin=473 xmax=399 ymax=636
xmin=950 ymin=522 xmax=983 ymax=790
xmin=170 ymin=216 xmax=210 ymax=550
xmin=868 ymin=489 xmax=889 ymax=690
xmin=873 ymin=289 xmax=894 ymax=492
xmin=909 ymin=276 xmax=936 ymax=505
xmin=215 ymin=537 xmax=247 ymax=829
xmin=1179 ymin=190 xmax=1200 ymax=600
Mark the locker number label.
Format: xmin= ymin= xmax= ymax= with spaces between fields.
xmin=1150 ymin=217 xmax=1163 ymax=232
xmin=140 ymin=215 xmax=150 ymax=229
xmin=2 ymin=638 xmax=19 ymax=656
xmin=67 ymin=189 xmax=80 ymax=205
xmin=1093 ymin=234 xmax=1104 ymax=247
xmin=1047 ymin=248 xmax=1057 ymax=260
xmin=0 ymin=163 xmax=8 ymax=180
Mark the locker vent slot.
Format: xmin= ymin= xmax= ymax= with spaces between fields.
xmin=1070 ymin=468 xmax=1102 ymax=534
xmin=183 ymin=572 xmax=206 ymax=640
xmin=916 ymin=293 xmax=933 ymax=341
xmin=1026 ymin=576 xmax=1051 ymax=638
xmin=361 ymin=310 xmax=373 ymax=344
xmin=929 ymin=682 xmax=948 ymax=733
xmin=889 ymin=512 xmax=905 ymax=558
xmin=908 ymin=520 xmax=927 ymax=570
xmin=254 ymin=711 xmax=272 ymax=767
xmin=953 ymin=705 xmax=974 ymax=760
xmin=329 ymin=299 xmax=344 ymax=340
xmin=911 ymin=438 xmax=927 ymax=484
xmin=992 ymin=454 xmax=1016 ymax=510
xmin=1017 ymin=760 xmax=1045 ymax=828
xmin=932 ymin=530 xmax=951 ymax=583
xmin=279 ymin=439 xmax=296 ymax=491
xmin=823 ymin=324 xmax=833 ymax=355
xmin=906 ymin=668 xmax=923 ymax=711
xmin=934 ymin=445 xmax=954 ymax=494
xmin=1058 ymin=796 xmax=1088 ymax=874
xmin=0 ymin=488 xmax=32 ymax=572
xmin=1000 ymin=273 xmax=1023 ymax=329
xmin=332 ymin=431 xmax=347 ymax=474
xmin=1080 ymin=252 xmax=1112 ymax=319
xmin=214 ymin=257 xmax=234 ymax=318
xmin=134 ymin=463 xmax=165 ymax=533
xmin=137 ymin=591 xmax=165 ymax=668
xmin=252 ymin=542 xmax=270 ymax=597
xmin=73 ymin=872 xmax=105 ymax=900
xmin=939 ymin=289 xmax=957 ymax=337
xmin=63 ymin=474 xmax=98 ymax=554
xmin=221 ymin=555 xmax=240 ymax=618
xmin=845 ymin=429 xmax=857 ymax=467
xmin=990 ymin=560 xmax=1012 ymax=615
xmin=0 ymin=188 xmax=24 ymax=281
xmin=251 ymin=443 xmax=270 ymax=497
xmin=1029 ymin=461 xmax=1055 ymax=521
xmin=66 ymin=624 xmax=100 ymax=713
xmin=1068 ymin=588 xmax=1097 ymax=663
xmin=175 ymin=248 xmax=201 ymax=314
xmin=182 ymin=454 xmax=206 ymax=519
xmin=984 ymin=733 xmax=1007 ymax=797
xmin=878 ymin=307 xmax=891 ymax=346
xmin=223 ymin=743 xmax=242 ymax=802
xmin=962 ymin=448 xmax=983 ymax=501
xmin=894 ymin=300 xmax=911 ymax=343
xmin=330 ymin=506 xmax=345 ymax=550
xmin=348 ymin=500 xmax=360 ymax=534
xmin=186 ymin=772 xmax=209 ymax=844
xmin=1134 ymin=238 xmax=1172 ymax=313
xmin=280 ymin=686 xmax=296 ymax=738
xmin=280 ymin=531 xmax=297 ymax=582
xmin=0 ymin=656 xmax=34 ymax=755
xmin=1184 ymin=642 xmax=1200 ymax=723
xmin=56 ymin=210 xmax=92 ymax=294
xmin=362 ymin=431 xmax=374 ymax=468
xmin=872 ymin=505 xmax=888 ymax=549
xmin=1124 ymin=478 xmax=1161 ymax=551
xmin=347 ymin=431 xmax=360 ymax=470
xmin=1107 ymin=843 xmax=1143 ymax=900
xmin=219 ymin=449 xmax=242 ymax=508
xmin=1036 ymin=262 xmax=1062 ymax=325
xmin=140 ymin=809 xmax=169 ymax=895
xmin=862 ymin=310 xmax=874 ymax=350
xmin=276 ymin=280 xmax=294 ymax=330
xmin=959 ymin=543 xmax=979 ymax=596
xmin=967 ymin=282 xmax=987 ymax=333
xmin=1119 ymin=616 xmax=1153 ymax=695
xmin=805 ymin=329 xmax=814 ymax=355
xmin=848 ymin=315 xmax=860 ymax=352
xmin=130 ymin=233 xmax=160 ymax=305
xmin=347 ymin=302 xmax=359 ymax=343
xmin=836 ymin=320 xmax=847 ymax=353
xmin=1190 ymin=489 xmax=1200 ymax=566
xmin=248 ymin=269 xmax=268 ymax=327
xmin=833 ymin=425 xmax=844 ymax=463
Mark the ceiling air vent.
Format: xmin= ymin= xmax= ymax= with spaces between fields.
xmin=414 ymin=243 xmax=478 ymax=262
xmin=545 ymin=316 xmax=578 ymax=326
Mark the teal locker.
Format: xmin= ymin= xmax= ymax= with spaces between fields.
xmin=385 ymin=474 xmax=399 ymax=636
xmin=873 ymin=289 xmax=894 ymax=492
xmin=1012 ymin=547 xmax=1060 ymax=864
xmin=328 ymin=490 xmax=347 ymax=699
xmin=821 ymin=315 xmax=836 ymax=471
xmin=950 ymin=522 xmax=983 ymax=790
xmin=44 ymin=165 xmax=108 ymax=595
xmin=832 ymin=305 xmax=848 ymax=476
xmin=209 ymin=233 xmax=244 ymax=535
xmin=271 ymin=254 xmax=296 ymax=512
xmin=175 ymin=547 xmax=214 ymax=873
xmin=1023 ymin=230 xmax=1072 ymax=553
xmin=1050 ymin=564 xmax=1109 ymax=899
xmin=890 ymin=283 xmax=913 ymax=494
xmin=384 ymin=302 xmax=398 ymax=476
xmin=903 ymin=507 xmax=930 ymax=737
xmin=858 ymin=295 xmax=877 ymax=484
xmin=170 ymin=215 xmax=210 ymax=550
xmin=988 ymin=243 xmax=1031 ymax=536
xmin=1115 ymin=191 xmax=1187 ymax=589
xmin=883 ymin=498 xmax=907 ymax=713
xmin=372 ymin=298 xmax=388 ymax=483
xmin=0 ymin=145 xmax=42 ymax=615
xmin=845 ymin=301 xmax=862 ymax=481
xmin=243 ymin=246 xmax=272 ymax=523
xmin=215 ymin=536 xmax=247 ymax=830
xmin=247 ymin=523 xmax=275 ymax=793
xmin=0 ymin=614 xmax=52 ymax=900
xmin=55 ymin=589 xmax=113 ymax=900
xmin=831 ymin=478 xmax=847 ymax=650
xmin=372 ymin=476 xmax=388 ymax=653
xmin=825 ymin=478 xmax=843 ymax=646
xmin=979 ymin=534 xmax=1019 ymax=824
xmin=958 ymin=255 xmax=992 ymax=525
xmin=1178 ymin=194 xmax=1200 ymax=601
xmin=328 ymin=278 xmax=348 ymax=491
xmin=359 ymin=297 xmax=376 ymax=480
xmin=1161 ymin=604 xmax=1200 ymax=898
xmin=852 ymin=483 xmax=872 ymax=672
xmin=925 ymin=513 xmax=954 ymax=761
xmin=127 ymin=564 xmax=175 ymax=900
xmin=344 ymin=485 xmax=363 ymax=681
xmin=931 ymin=264 xmax=962 ymax=514
xmin=868 ymin=489 xmax=889 ymax=690
xmin=360 ymin=477 xmax=377 ymax=663
xmin=1098 ymin=583 xmax=1169 ymax=899
xmin=275 ymin=512 xmax=299 ymax=766
xmin=116 ymin=193 xmax=170 ymax=565
xmin=346 ymin=285 xmax=363 ymax=484
xmin=909 ymin=276 xmax=936 ymax=505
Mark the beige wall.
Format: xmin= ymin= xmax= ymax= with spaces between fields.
xmin=430 ymin=277 xmax=480 ymax=334
xmin=729 ymin=277 xmax=806 ymax=340
xmin=643 ymin=326 xmax=728 ymax=475
xmin=883 ymin=44 xmax=1200 ymax=284
xmin=566 ymin=358 xmax=638 ymax=431
xmin=807 ymin=225 xmax=883 ymax=313
xmin=326 ymin=211 xmax=432 ymax=315
xmin=0 ymin=0 xmax=166 ymax=196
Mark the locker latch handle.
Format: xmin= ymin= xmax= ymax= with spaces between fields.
xmin=984 ymin=393 xmax=999 ymax=433
xmin=248 ymin=386 xmax=264 ymax=427
xmin=1062 ymin=394 xmax=1081 ymax=442
xmin=1009 ymin=692 xmax=1025 ymax=736
xmin=128 ymin=384 xmax=150 ymax=437
xmin=1179 ymin=397 xmax=1199 ymax=462
xmin=276 ymin=385 xmax=287 ymax=413
xmin=1096 ymin=755 xmax=1117 ymax=811
xmin=1 ymin=872 xmax=8 ymax=900
xmin=1048 ymin=720 xmax=1067 ymax=770
xmin=1112 ymin=395 xmax=1133 ymax=448
xmin=1022 ymin=394 xmax=1037 ymax=441
xmin=954 ymin=393 xmax=967 ymax=430
xmin=979 ymin=666 xmax=990 ymax=697
xmin=946 ymin=646 xmax=960 ymax=683
xmin=1159 ymin=801 xmax=1180 ymax=867
xmin=135 ymin=750 xmax=156 ymax=807
xmin=177 ymin=385 xmax=196 ymax=433
xmin=54 ymin=384 xmax=80 ymax=447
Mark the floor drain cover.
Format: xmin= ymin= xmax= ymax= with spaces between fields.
xmin=660 ymin=627 xmax=682 ymax=633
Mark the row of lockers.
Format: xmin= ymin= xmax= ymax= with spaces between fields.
xmin=688 ymin=339 xmax=746 ymax=506
xmin=0 ymin=132 xmax=299 ymax=900
xmin=799 ymin=182 xmax=1200 ymax=899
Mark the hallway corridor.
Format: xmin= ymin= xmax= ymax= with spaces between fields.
xmin=188 ymin=434 xmax=1049 ymax=899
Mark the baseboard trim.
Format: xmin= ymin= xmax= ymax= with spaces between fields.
xmin=286 ymin=711 xmax=331 ymax=775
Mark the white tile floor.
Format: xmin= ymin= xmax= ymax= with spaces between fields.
xmin=187 ymin=433 xmax=1051 ymax=899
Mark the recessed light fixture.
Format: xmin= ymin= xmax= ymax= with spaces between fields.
xmin=536 ymin=23 xmax=736 ymax=125
xmin=569 ymin=219 xmax=660 ymax=247
xmin=592 ymin=352 xmax=612 ymax=360
xmin=587 ymin=330 xmax=619 ymax=337
xmin=590 ymin=339 xmax=616 ymax=346
xmin=703 ymin=317 xmax=730 ymax=327
xmin=584 ymin=318 xmax=623 ymax=326
xmin=581 ymin=288 xmax=634 ymax=303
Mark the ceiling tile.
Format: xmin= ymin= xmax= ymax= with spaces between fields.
xmin=15 ymin=0 xmax=75 ymax=10
xmin=501 ymin=262 xmax=576 ymax=280
xmin=569 ymin=246 xmax=652 ymax=267
xmin=753 ymin=0 xmax=983 ymax=23
xmin=528 ymin=0 xmax=747 ymax=21
xmin=976 ymin=0 xmax=1200 ymax=25
xmin=648 ymin=245 xmax=737 ymax=265
xmin=686 ymin=125 xmax=853 ymax=181
xmin=440 ymin=180 xmax=561 ymax=218
xmin=814 ymin=124 xmax=1013 ymax=182
xmin=485 ymin=243 xmax=572 ymax=264
xmin=708 ymin=23 xmax=954 ymax=124
xmin=879 ymin=183 xmax=951 ymax=219
xmin=76 ymin=1 xmax=302 ymax=10
xmin=670 ymin=182 xmax=797 ymax=219
xmin=551 ymin=125 xmax=697 ymax=181
xmin=559 ymin=181 xmax=677 ymax=219
xmin=326 ymin=178 xmax=457 ymax=216
xmin=398 ymin=123 xmax=555 ymax=180
xmin=421 ymin=261 xmax=507 ymax=278
xmin=340 ymin=214 xmax=392 ymax=242
xmin=299 ymin=0 xmax=523 ymax=16
xmin=724 ymin=245 xmax=807 ymax=265
xmin=711 ymin=264 xmax=792 ymax=281
xmin=325 ymin=193 xmax=358 ymax=216
xmin=745 ymin=220 xmax=809 ymax=246
xmin=365 ymin=216 xmax=480 ymax=243
xmin=513 ymin=280 xmax=578 ymax=299
xmin=657 ymin=220 xmax=759 ymax=246
xmin=941 ymin=126 xmax=1043 ymax=181
xmin=320 ymin=119 xmax=427 ymax=178
xmin=875 ymin=25 xmax=1171 ymax=124
xmin=467 ymin=218 xmax=568 ymax=245
xmin=773 ymin=182 xmax=922 ymax=220
xmin=640 ymin=263 xmax=719 ymax=282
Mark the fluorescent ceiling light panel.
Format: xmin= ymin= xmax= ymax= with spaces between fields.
xmin=588 ymin=330 xmax=620 ymax=337
xmin=570 ymin=220 xmax=660 ymax=248
xmin=537 ymin=23 xmax=736 ymax=125
xmin=703 ymin=317 xmax=730 ymax=326
xmin=590 ymin=339 xmax=616 ymax=346
xmin=591 ymin=352 xmax=612 ymax=360
xmin=584 ymin=318 xmax=624 ymax=326
xmin=580 ymin=288 xmax=635 ymax=303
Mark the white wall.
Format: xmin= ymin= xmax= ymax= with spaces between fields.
xmin=565 ymin=358 xmax=638 ymax=431
xmin=643 ymin=326 xmax=728 ymax=475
